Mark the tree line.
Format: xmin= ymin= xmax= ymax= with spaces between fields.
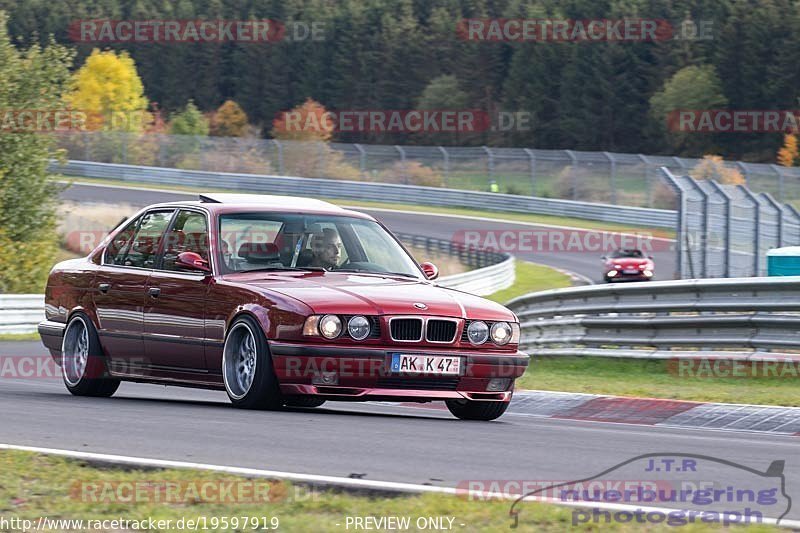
xmin=1 ymin=0 xmax=799 ymax=163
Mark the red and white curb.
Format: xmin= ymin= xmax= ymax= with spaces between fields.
xmin=396 ymin=390 xmax=800 ymax=435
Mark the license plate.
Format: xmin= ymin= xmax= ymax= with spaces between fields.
xmin=623 ymin=269 xmax=639 ymax=274
xmin=390 ymin=353 xmax=461 ymax=375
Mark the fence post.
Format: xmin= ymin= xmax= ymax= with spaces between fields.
xmin=438 ymin=146 xmax=450 ymax=187
xmin=762 ymin=193 xmax=785 ymax=246
xmin=770 ymin=164 xmax=785 ymax=202
xmin=603 ymin=151 xmax=617 ymax=204
xmin=482 ymin=146 xmax=494 ymax=182
xmin=354 ymin=143 xmax=366 ymax=178
xmin=736 ymin=162 xmax=749 ymax=187
xmin=317 ymin=142 xmax=327 ymax=176
xmin=523 ymin=148 xmax=536 ymax=196
xmin=684 ymin=177 xmax=709 ymax=278
xmin=659 ymin=168 xmax=685 ymax=279
xmin=565 ymin=149 xmax=578 ymax=201
xmin=639 ymin=154 xmax=654 ymax=207
xmin=709 ymin=180 xmax=733 ymax=278
xmin=121 ymin=132 xmax=128 ymax=164
xmin=273 ymin=140 xmax=284 ymax=175
xmin=787 ymin=204 xmax=800 ymax=245
xmin=737 ymin=185 xmax=761 ymax=276
xmin=395 ymin=145 xmax=407 ymax=184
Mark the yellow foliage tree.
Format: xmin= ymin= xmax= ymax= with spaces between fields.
xmin=778 ymin=134 xmax=799 ymax=167
xmin=271 ymin=98 xmax=333 ymax=142
xmin=64 ymin=49 xmax=150 ymax=132
xmin=210 ymin=100 xmax=249 ymax=137
xmin=690 ymin=155 xmax=745 ymax=185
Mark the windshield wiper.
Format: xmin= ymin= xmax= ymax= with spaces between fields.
xmin=243 ymin=266 xmax=326 ymax=273
xmin=335 ymin=268 xmax=419 ymax=279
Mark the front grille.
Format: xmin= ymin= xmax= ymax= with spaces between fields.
xmin=426 ymin=319 xmax=457 ymax=343
xmin=390 ymin=318 xmax=423 ymax=341
xmin=376 ymin=377 xmax=460 ymax=391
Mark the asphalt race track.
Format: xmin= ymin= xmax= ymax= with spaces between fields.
xmin=59 ymin=182 xmax=678 ymax=283
xmin=1 ymin=341 xmax=798 ymax=524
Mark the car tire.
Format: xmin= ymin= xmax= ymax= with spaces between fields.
xmin=283 ymin=397 xmax=327 ymax=408
xmin=445 ymin=398 xmax=509 ymax=421
xmin=223 ymin=316 xmax=283 ymax=410
xmin=61 ymin=313 xmax=121 ymax=398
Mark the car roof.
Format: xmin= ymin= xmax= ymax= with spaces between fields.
xmin=146 ymin=194 xmax=375 ymax=220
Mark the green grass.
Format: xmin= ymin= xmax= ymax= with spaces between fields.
xmin=516 ymin=356 xmax=800 ymax=406
xmin=488 ymin=261 xmax=572 ymax=304
xmin=0 ymin=450 xmax=777 ymax=532
xmin=0 ymin=333 xmax=41 ymax=342
xmin=58 ymin=176 xmax=675 ymax=238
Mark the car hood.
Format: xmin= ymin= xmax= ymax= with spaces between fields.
xmin=607 ymin=257 xmax=651 ymax=267
xmin=224 ymin=272 xmax=515 ymax=321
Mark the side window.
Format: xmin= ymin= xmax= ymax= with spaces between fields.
xmin=162 ymin=210 xmax=210 ymax=271
xmin=106 ymin=210 xmax=174 ymax=269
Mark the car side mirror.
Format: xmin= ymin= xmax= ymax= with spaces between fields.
xmin=601 ymin=256 xmax=607 ymax=261
xmin=420 ymin=261 xmax=439 ymax=280
xmin=176 ymin=251 xmax=211 ymax=273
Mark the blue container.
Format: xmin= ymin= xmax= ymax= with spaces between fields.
xmin=767 ymin=247 xmax=800 ymax=276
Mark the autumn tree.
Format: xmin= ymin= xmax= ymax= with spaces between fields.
xmin=210 ymin=100 xmax=249 ymax=137
xmin=271 ymin=98 xmax=333 ymax=142
xmin=64 ymin=49 xmax=150 ymax=132
xmin=690 ymin=155 xmax=745 ymax=185
xmin=778 ymin=134 xmax=799 ymax=167
xmin=0 ymin=11 xmax=73 ymax=292
xmin=169 ymin=100 xmax=209 ymax=136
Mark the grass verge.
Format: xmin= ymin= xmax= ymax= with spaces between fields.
xmin=59 ymin=176 xmax=675 ymax=238
xmin=0 ymin=450 xmax=775 ymax=532
xmin=487 ymin=261 xmax=572 ymax=304
xmin=516 ymin=356 xmax=800 ymax=406
xmin=0 ymin=333 xmax=40 ymax=342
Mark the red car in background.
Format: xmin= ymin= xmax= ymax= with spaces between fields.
xmin=38 ymin=194 xmax=527 ymax=421
xmin=602 ymin=249 xmax=655 ymax=282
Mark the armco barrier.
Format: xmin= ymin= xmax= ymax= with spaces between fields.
xmin=507 ymin=276 xmax=800 ymax=361
xmin=50 ymin=160 xmax=678 ymax=229
xmin=0 ymin=295 xmax=45 ymax=335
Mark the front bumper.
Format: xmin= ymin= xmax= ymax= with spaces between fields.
xmin=269 ymin=341 xmax=528 ymax=402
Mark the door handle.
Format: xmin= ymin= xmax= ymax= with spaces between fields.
xmin=148 ymin=287 xmax=161 ymax=298
xmin=98 ymin=283 xmax=110 ymax=294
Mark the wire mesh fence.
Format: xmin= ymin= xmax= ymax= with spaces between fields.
xmin=52 ymin=132 xmax=800 ymax=208
xmin=661 ymin=168 xmax=800 ymax=279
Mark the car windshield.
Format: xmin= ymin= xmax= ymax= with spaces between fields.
xmin=218 ymin=213 xmax=422 ymax=278
xmin=611 ymin=249 xmax=645 ymax=259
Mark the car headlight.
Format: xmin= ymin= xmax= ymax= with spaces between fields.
xmin=319 ymin=314 xmax=342 ymax=339
xmin=490 ymin=322 xmax=513 ymax=345
xmin=347 ymin=315 xmax=371 ymax=340
xmin=467 ymin=321 xmax=489 ymax=345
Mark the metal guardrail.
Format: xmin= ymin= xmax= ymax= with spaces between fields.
xmin=1 ymin=236 xmax=514 ymax=334
xmin=506 ymin=276 xmax=800 ymax=361
xmin=0 ymin=295 xmax=45 ymax=335
xmin=50 ymin=160 xmax=678 ymax=229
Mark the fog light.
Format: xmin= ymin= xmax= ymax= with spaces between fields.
xmin=312 ymin=372 xmax=338 ymax=385
xmin=643 ymin=270 xmax=653 ymax=277
xmin=607 ymin=270 xmax=618 ymax=278
xmin=486 ymin=378 xmax=511 ymax=392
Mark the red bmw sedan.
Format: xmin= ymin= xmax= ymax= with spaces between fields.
xmin=39 ymin=194 xmax=528 ymax=421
